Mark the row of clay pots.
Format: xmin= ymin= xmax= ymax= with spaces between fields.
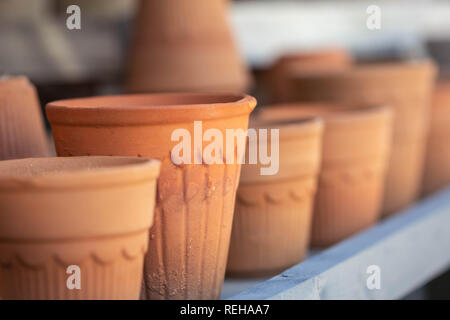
xmin=283 ymin=59 xmax=437 ymax=216
xmin=226 ymin=103 xmax=393 ymax=276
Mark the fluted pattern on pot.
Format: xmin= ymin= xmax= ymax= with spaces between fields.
xmin=227 ymin=176 xmax=316 ymax=277
xmin=0 ymin=231 xmax=148 ymax=300
xmin=144 ymin=159 xmax=241 ymax=300
xmin=312 ymin=160 xmax=387 ymax=247
xmin=0 ymin=77 xmax=50 ymax=160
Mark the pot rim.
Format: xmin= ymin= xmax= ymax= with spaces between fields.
xmin=288 ymin=58 xmax=436 ymax=79
xmin=0 ymin=156 xmax=161 ymax=189
xmin=46 ymin=93 xmax=257 ymax=126
xmin=258 ymin=102 xmax=392 ymax=126
xmin=249 ymin=116 xmax=323 ymax=140
xmin=0 ymin=75 xmax=31 ymax=88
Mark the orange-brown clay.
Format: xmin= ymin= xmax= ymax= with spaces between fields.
xmin=287 ymin=60 xmax=436 ymax=216
xmin=46 ymin=93 xmax=257 ymax=300
xmin=422 ymin=81 xmax=450 ymax=195
xmin=268 ymin=48 xmax=353 ymax=103
xmin=0 ymin=76 xmax=50 ymax=160
xmin=0 ymin=156 xmax=160 ymax=300
xmin=258 ymin=104 xmax=393 ymax=247
xmin=126 ymin=0 xmax=251 ymax=93
xmin=226 ymin=117 xmax=323 ymax=277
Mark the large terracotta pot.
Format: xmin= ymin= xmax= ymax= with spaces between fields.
xmin=0 ymin=76 xmax=50 ymax=160
xmin=258 ymin=104 xmax=393 ymax=247
xmin=269 ymin=48 xmax=352 ymax=103
xmin=226 ymin=117 xmax=323 ymax=277
xmin=288 ymin=60 xmax=436 ymax=216
xmin=0 ymin=156 xmax=160 ymax=300
xmin=126 ymin=0 xmax=251 ymax=93
xmin=46 ymin=93 xmax=257 ymax=299
xmin=422 ymin=81 xmax=450 ymax=196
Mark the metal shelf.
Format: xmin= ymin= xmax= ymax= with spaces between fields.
xmin=222 ymin=186 xmax=450 ymax=299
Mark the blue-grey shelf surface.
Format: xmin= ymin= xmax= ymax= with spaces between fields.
xmin=224 ymin=186 xmax=450 ymax=300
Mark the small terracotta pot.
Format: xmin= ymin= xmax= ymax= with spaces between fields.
xmin=0 ymin=76 xmax=50 ymax=160
xmin=126 ymin=0 xmax=251 ymax=93
xmin=268 ymin=49 xmax=353 ymax=103
xmin=258 ymin=104 xmax=393 ymax=247
xmin=226 ymin=117 xmax=323 ymax=277
xmin=422 ymin=81 xmax=450 ymax=195
xmin=288 ymin=60 xmax=436 ymax=216
xmin=46 ymin=93 xmax=257 ymax=300
xmin=0 ymin=156 xmax=160 ymax=300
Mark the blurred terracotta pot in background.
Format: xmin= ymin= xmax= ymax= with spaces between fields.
xmin=288 ymin=60 xmax=436 ymax=216
xmin=268 ymin=48 xmax=353 ymax=103
xmin=126 ymin=0 xmax=251 ymax=93
xmin=0 ymin=76 xmax=50 ymax=160
xmin=46 ymin=93 xmax=256 ymax=300
xmin=0 ymin=156 xmax=160 ymax=300
xmin=422 ymin=81 xmax=450 ymax=196
xmin=258 ymin=104 xmax=392 ymax=247
xmin=227 ymin=117 xmax=323 ymax=277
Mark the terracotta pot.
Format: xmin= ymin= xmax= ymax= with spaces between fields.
xmin=0 ymin=156 xmax=160 ymax=300
xmin=288 ymin=60 xmax=436 ymax=216
xmin=268 ymin=48 xmax=353 ymax=103
xmin=0 ymin=76 xmax=50 ymax=160
xmin=258 ymin=104 xmax=393 ymax=247
xmin=422 ymin=81 xmax=450 ymax=196
xmin=226 ymin=117 xmax=323 ymax=277
xmin=126 ymin=0 xmax=251 ymax=93
xmin=46 ymin=93 xmax=257 ymax=299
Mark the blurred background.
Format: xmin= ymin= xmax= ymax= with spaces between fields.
xmin=1 ymin=0 xmax=450 ymax=299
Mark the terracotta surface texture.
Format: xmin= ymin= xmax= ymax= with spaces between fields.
xmin=227 ymin=117 xmax=323 ymax=277
xmin=268 ymin=48 xmax=353 ymax=103
xmin=0 ymin=76 xmax=50 ymax=160
xmin=258 ymin=104 xmax=393 ymax=247
xmin=287 ymin=60 xmax=436 ymax=216
xmin=126 ymin=0 xmax=251 ymax=93
xmin=0 ymin=156 xmax=160 ymax=300
xmin=46 ymin=93 xmax=257 ymax=300
xmin=422 ymin=81 xmax=450 ymax=196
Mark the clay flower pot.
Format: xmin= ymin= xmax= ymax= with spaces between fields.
xmin=126 ymin=0 xmax=251 ymax=93
xmin=422 ymin=81 xmax=450 ymax=195
xmin=0 ymin=156 xmax=160 ymax=300
xmin=288 ymin=60 xmax=436 ymax=216
xmin=268 ymin=48 xmax=353 ymax=103
xmin=46 ymin=93 xmax=257 ymax=300
xmin=226 ymin=117 xmax=323 ymax=277
xmin=0 ymin=76 xmax=50 ymax=160
xmin=258 ymin=104 xmax=393 ymax=247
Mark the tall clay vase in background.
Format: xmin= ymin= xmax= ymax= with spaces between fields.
xmin=0 ymin=156 xmax=160 ymax=300
xmin=258 ymin=104 xmax=393 ymax=247
xmin=422 ymin=81 xmax=450 ymax=196
xmin=126 ymin=0 xmax=251 ymax=93
xmin=47 ymin=93 xmax=257 ymax=299
xmin=227 ymin=118 xmax=323 ymax=277
xmin=288 ymin=60 xmax=436 ymax=216
xmin=0 ymin=76 xmax=50 ymax=160
xmin=268 ymin=48 xmax=352 ymax=103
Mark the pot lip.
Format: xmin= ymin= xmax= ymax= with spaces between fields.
xmin=0 ymin=156 xmax=161 ymax=189
xmin=275 ymin=48 xmax=352 ymax=65
xmin=249 ymin=115 xmax=323 ymax=138
xmin=46 ymin=93 xmax=257 ymax=126
xmin=258 ymin=102 xmax=392 ymax=126
xmin=288 ymin=58 xmax=436 ymax=79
